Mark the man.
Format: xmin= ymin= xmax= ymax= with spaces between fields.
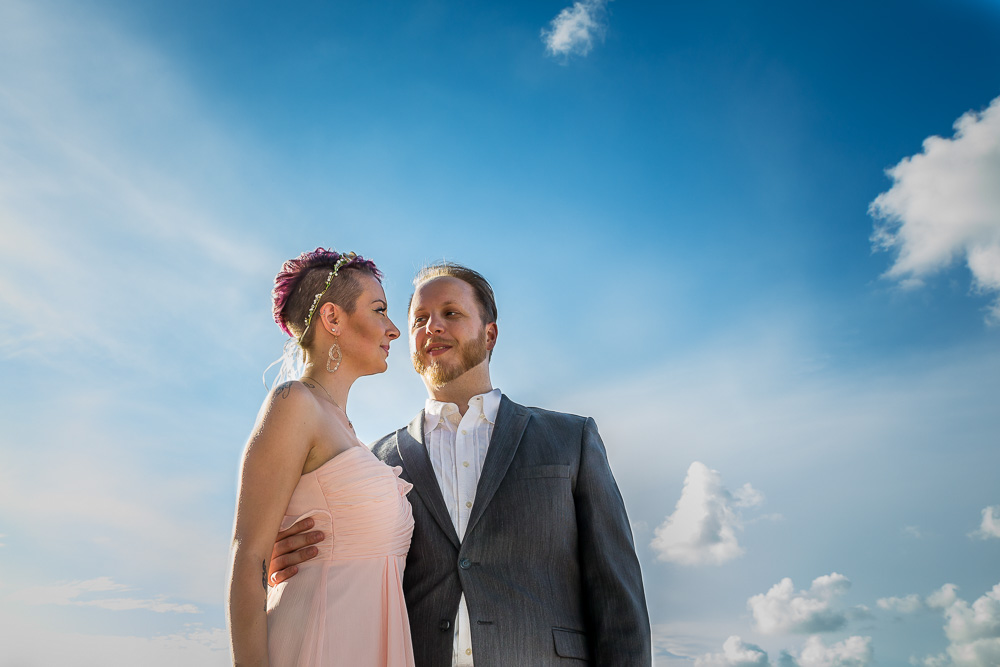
xmin=270 ymin=263 xmax=651 ymax=666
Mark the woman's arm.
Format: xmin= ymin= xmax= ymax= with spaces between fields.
xmin=227 ymin=382 xmax=316 ymax=667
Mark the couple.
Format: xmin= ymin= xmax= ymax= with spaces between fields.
xmin=228 ymin=248 xmax=651 ymax=667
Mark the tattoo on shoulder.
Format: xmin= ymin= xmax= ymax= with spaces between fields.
xmin=275 ymin=382 xmax=294 ymax=399
xmin=262 ymin=559 xmax=268 ymax=590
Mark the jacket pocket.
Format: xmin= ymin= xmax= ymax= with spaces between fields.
xmin=552 ymin=627 xmax=589 ymax=661
xmin=516 ymin=465 xmax=571 ymax=479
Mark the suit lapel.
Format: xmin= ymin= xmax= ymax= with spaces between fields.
xmin=466 ymin=395 xmax=531 ymax=536
xmin=395 ymin=411 xmax=461 ymax=549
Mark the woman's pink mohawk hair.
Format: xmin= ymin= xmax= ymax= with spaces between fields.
xmin=271 ymin=248 xmax=382 ymax=337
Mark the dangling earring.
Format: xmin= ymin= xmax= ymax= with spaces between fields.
xmin=327 ymin=333 xmax=342 ymax=373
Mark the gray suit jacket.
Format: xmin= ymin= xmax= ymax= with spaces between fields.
xmin=371 ymin=395 xmax=651 ymax=667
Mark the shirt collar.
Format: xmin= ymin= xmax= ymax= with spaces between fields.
xmin=424 ymin=388 xmax=502 ymax=432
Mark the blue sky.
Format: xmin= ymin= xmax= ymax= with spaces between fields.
xmin=1 ymin=0 xmax=999 ymax=664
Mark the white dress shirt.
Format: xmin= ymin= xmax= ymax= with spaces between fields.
xmin=423 ymin=388 xmax=501 ymax=667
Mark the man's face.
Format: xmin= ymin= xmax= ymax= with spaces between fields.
xmin=409 ymin=276 xmax=496 ymax=388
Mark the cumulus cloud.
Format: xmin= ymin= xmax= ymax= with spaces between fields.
xmin=695 ymin=635 xmax=771 ymax=666
xmin=923 ymin=583 xmax=1000 ymax=666
xmin=970 ymin=505 xmax=1000 ymax=539
xmin=749 ymin=574 xmax=852 ymax=635
xmin=877 ymin=594 xmax=924 ymax=614
xmin=870 ymin=95 xmax=1000 ymax=321
xmin=927 ymin=584 xmax=961 ymax=610
xmin=9 ymin=577 xmax=199 ymax=614
xmin=651 ymin=461 xmax=764 ymax=565
xmin=784 ymin=635 xmax=874 ymax=667
xmin=541 ymin=0 xmax=611 ymax=58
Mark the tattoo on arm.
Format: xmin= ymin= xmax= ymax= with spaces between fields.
xmin=276 ymin=381 xmax=293 ymax=399
xmin=262 ymin=559 xmax=268 ymax=591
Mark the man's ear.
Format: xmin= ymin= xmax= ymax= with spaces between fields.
xmin=485 ymin=321 xmax=498 ymax=350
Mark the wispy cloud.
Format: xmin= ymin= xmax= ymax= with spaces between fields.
xmin=0 ymin=0 xmax=273 ymax=368
xmin=9 ymin=576 xmax=199 ymax=614
xmin=0 ymin=611 xmax=227 ymax=667
xmin=541 ymin=0 xmax=611 ymax=58
xmin=870 ymin=95 xmax=1000 ymax=321
xmin=748 ymin=573 xmax=852 ymax=635
xmin=651 ymin=462 xmax=764 ymax=566
xmin=877 ymin=593 xmax=924 ymax=614
xmin=970 ymin=505 xmax=1000 ymax=540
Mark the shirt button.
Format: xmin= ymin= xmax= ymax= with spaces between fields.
xmin=466 ymin=649 xmax=472 ymax=655
xmin=461 ymin=429 xmax=467 ymax=435
xmin=463 ymin=461 xmax=470 ymax=467
xmin=466 ymin=501 xmax=473 ymax=508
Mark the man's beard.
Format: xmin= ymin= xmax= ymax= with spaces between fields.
xmin=412 ymin=330 xmax=489 ymax=388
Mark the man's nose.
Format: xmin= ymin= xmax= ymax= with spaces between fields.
xmin=425 ymin=314 xmax=445 ymax=334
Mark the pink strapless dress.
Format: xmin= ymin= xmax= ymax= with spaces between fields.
xmin=267 ymin=443 xmax=415 ymax=667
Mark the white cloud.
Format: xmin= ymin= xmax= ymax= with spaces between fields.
xmin=541 ymin=0 xmax=611 ymax=58
xmin=903 ymin=525 xmax=924 ymax=539
xmin=748 ymin=573 xmax=851 ymax=635
xmin=789 ymin=635 xmax=874 ymax=667
xmin=914 ymin=654 xmax=951 ymax=667
xmin=651 ymin=461 xmax=764 ymax=565
xmin=870 ymin=95 xmax=1000 ymax=321
xmin=928 ymin=584 xmax=961 ymax=610
xmin=918 ymin=582 xmax=1000 ymax=666
xmin=877 ymin=594 xmax=924 ymax=614
xmin=970 ymin=505 xmax=1000 ymax=540
xmin=695 ymin=635 xmax=771 ymax=666
xmin=9 ymin=577 xmax=200 ymax=614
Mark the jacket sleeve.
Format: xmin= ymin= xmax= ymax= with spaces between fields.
xmin=575 ymin=417 xmax=652 ymax=665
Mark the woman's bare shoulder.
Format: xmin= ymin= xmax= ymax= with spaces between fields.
xmin=252 ymin=380 xmax=323 ymax=430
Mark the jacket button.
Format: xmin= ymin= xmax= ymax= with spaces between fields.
xmin=439 ymin=620 xmax=451 ymax=631
xmin=459 ymin=558 xmax=471 ymax=570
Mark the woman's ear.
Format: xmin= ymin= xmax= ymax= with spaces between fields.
xmin=319 ymin=302 xmax=340 ymax=333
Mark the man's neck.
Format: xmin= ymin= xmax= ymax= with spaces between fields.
xmin=424 ymin=364 xmax=493 ymax=416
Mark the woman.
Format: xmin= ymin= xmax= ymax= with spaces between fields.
xmin=227 ymin=248 xmax=414 ymax=667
